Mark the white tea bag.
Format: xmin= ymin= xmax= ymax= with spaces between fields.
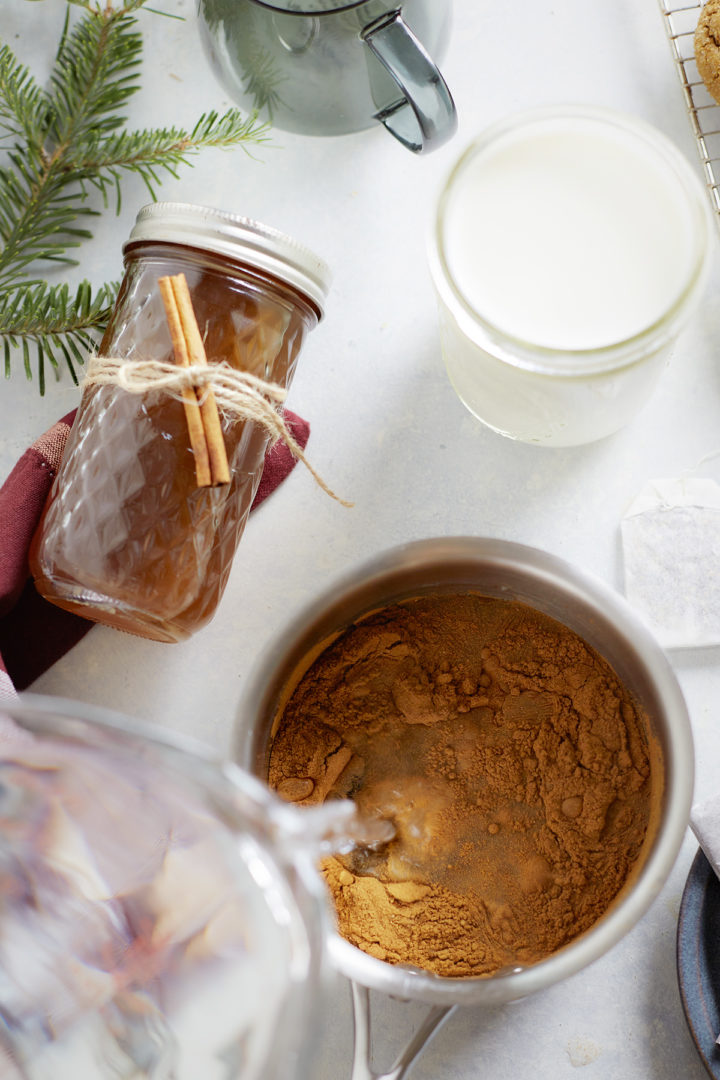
xmin=690 ymin=793 xmax=720 ymax=877
xmin=621 ymin=478 xmax=720 ymax=649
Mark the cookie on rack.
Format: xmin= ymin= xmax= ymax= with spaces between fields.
xmin=696 ymin=0 xmax=720 ymax=105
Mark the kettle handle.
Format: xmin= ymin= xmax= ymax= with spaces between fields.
xmin=349 ymin=980 xmax=456 ymax=1080
xmin=361 ymin=10 xmax=457 ymax=153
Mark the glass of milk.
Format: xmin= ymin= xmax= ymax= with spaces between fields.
xmin=428 ymin=106 xmax=715 ymax=446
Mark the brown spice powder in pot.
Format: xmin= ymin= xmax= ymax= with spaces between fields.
xmin=267 ymin=594 xmax=654 ymax=977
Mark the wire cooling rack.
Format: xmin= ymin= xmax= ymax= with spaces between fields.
xmin=659 ymin=0 xmax=720 ymax=214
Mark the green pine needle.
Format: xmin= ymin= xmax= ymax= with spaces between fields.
xmin=0 ymin=0 xmax=269 ymax=393
xmin=0 ymin=279 xmax=117 ymax=385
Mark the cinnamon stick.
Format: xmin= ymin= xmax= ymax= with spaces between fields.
xmin=158 ymin=273 xmax=230 ymax=488
xmin=170 ymin=274 xmax=231 ymax=486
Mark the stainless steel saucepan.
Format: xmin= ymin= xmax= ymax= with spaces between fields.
xmin=237 ymin=537 xmax=694 ymax=1080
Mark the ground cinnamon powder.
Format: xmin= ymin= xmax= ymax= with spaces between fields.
xmin=267 ymin=594 xmax=653 ymax=977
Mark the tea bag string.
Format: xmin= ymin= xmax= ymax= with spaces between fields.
xmin=82 ymin=354 xmax=353 ymax=507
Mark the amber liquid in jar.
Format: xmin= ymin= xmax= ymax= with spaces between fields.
xmin=30 ymin=241 xmax=319 ymax=642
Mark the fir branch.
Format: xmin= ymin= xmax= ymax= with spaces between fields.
xmin=0 ymin=3 xmax=147 ymax=286
xmin=0 ymin=45 xmax=51 ymax=145
xmin=70 ymin=111 xmax=270 ymax=204
xmin=0 ymin=279 xmax=116 ymax=392
xmin=241 ymin=46 xmax=286 ymax=119
xmin=0 ymin=0 xmax=268 ymax=393
xmin=49 ymin=3 xmax=143 ymax=143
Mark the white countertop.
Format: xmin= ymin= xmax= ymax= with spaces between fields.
xmin=2 ymin=0 xmax=719 ymax=1076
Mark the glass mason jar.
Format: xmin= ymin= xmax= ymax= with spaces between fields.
xmin=0 ymin=694 xmax=338 ymax=1080
xmin=30 ymin=203 xmax=330 ymax=641
xmin=428 ymin=107 xmax=715 ymax=447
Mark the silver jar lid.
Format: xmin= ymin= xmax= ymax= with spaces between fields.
xmin=126 ymin=202 xmax=331 ymax=317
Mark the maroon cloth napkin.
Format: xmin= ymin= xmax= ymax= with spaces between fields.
xmin=0 ymin=408 xmax=310 ymax=696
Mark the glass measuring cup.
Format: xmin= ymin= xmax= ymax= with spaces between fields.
xmin=198 ymin=0 xmax=457 ymax=153
xmin=0 ymin=694 xmax=362 ymax=1080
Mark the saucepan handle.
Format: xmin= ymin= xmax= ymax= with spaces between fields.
xmin=350 ymin=980 xmax=456 ymax=1080
xmin=360 ymin=11 xmax=457 ymax=154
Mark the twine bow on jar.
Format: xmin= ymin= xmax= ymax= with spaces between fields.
xmin=82 ymin=273 xmax=351 ymax=506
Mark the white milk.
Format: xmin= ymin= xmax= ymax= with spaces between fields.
xmin=430 ymin=108 xmax=714 ymax=446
